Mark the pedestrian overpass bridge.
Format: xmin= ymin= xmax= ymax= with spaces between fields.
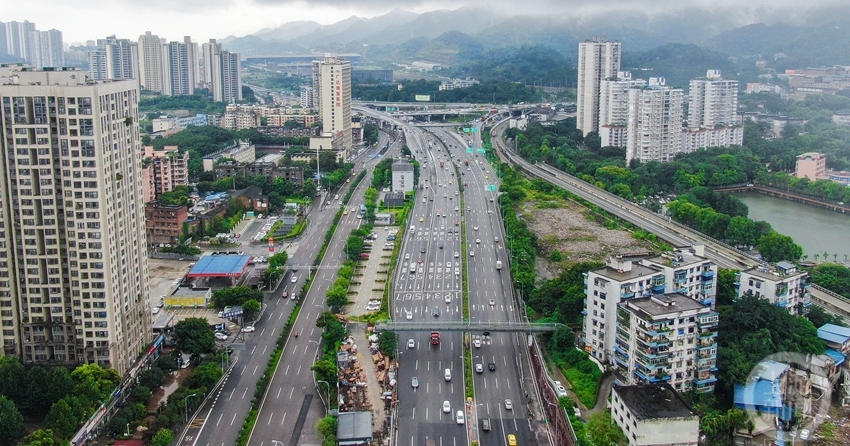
xmin=374 ymin=321 xmax=562 ymax=332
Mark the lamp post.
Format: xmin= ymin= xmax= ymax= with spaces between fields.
xmin=316 ymin=380 xmax=330 ymax=416
xmin=184 ymin=393 xmax=197 ymax=423
xmin=546 ymin=401 xmax=560 ymax=446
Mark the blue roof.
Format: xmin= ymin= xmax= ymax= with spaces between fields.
xmin=818 ymin=324 xmax=850 ymax=345
xmin=188 ymin=255 xmax=252 ymax=277
xmin=825 ymin=349 xmax=846 ymax=366
xmin=205 ymin=192 xmax=228 ymax=201
xmin=733 ymin=360 xmax=787 ymax=413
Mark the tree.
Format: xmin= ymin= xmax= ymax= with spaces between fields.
xmin=311 ymin=359 xmax=338 ymax=385
xmin=757 ymin=231 xmax=803 ymax=263
xmin=138 ymin=367 xmax=166 ymax=390
xmin=548 ymin=326 xmax=576 ymax=356
xmin=46 ymin=367 xmax=75 ymax=408
xmin=20 ymin=429 xmax=60 ymax=446
xmin=183 ymin=363 xmax=223 ymax=390
xmin=716 ymin=268 xmax=739 ymax=307
xmin=173 ymin=317 xmax=216 ymax=354
xmin=0 ymin=395 xmax=24 ymax=446
xmin=806 ymin=305 xmax=845 ymax=328
xmin=242 ymin=299 xmax=261 ymax=323
xmin=585 ymin=410 xmax=627 ymax=446
xmin=377 ymin=331 xmax=398 ymax=358
xmin=26 ymin=366 xmax=54 ymax=412
xmin=326 ymin=286 xmax=349 ymax=311
xmin=725 ymin=216 xmax=757 ymax=248
xmin=302 ymin=179 xmax=317 ymax=198
xmin=45 ymin=399 xmax=78 ymax=439
xmin=150 ymin=428 xmax=175 ymax=446
xmin=0 ymin=357 xmax=26 ymax=405
xmin=317 ymin=415 xmax=338 ymax=446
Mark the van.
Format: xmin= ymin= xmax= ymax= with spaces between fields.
xmin=482 ymin=418 xmax=491 ymax=431
xmin=410 ymin=225 xmax=415 ymax=233
xmin=445 ymin=368 xmax=452 ymax=381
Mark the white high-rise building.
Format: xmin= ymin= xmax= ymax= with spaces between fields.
xmin=184 ymin=36 xmax=200 ymax=90
xmin=212 ymin=50 xmax=241 ymax=103
xmin=577 ymin=37 xmax=621 ymax=137
xmin=598 ymin=72 xmax=646 ymax=148
xmin=28 ymin=29 xmax=64 ymax=69
xmin=164 ymin=40 xmax=194 ymax=96
xmin=312 ymin=56 xmax=352 ymax=156
xmin=300 ymin=86 xmax=314 ymax=109
xmin=201 ymin=39 xmax=221 ymax=87
xmin=0 ymin=65 xmax=150 ymax=374
xmin=138 ymin=31 xmax=166 ymax=93
xmin=626 ymin=86 xmax=684 ymax=164
xmin=88 ymin=36 xmax=136 ymax=80
xmin=687 ymin=70 xmax=739 ymax=129
xmin=1 ymin=21 xmax=36 ymax=61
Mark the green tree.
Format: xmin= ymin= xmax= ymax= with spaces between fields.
xmin=326 ymin=286 xmax=349 ymax=311
xmin=150 ymin=428 xmax=175 ymax=446
xmin=806 ymin=305 xmax=845 ymax=328
xmin=302 ymin=179 xmax=317 ymax=198
xmin=242 ymin=299 xmax=261 ymax=323
xmin=183 ymin=363 xmax=223 ymax=390
xmin=20 ymin=429 xmax=60 ymax=446
xmin=716 ymin=268 xmax=739 ymax=307
xmin=173 ymin=317 xmax=216 ymax=354
xmin=311 ymin=359 xmax=338 ymax=386
xmin=757 ymin=231 xmax=803 ymax=262
xmin=45 ymin=399 xmax=78 ymax=439
xmin=585 ymin=410 xmax=627 ymax=446
xmin=268 ymin=252 xmax=289 ymax=269
xmin=316 ymin=415 xmax=338 ymax=446
xmin=27 ymin=366 xmax=53 ymax=412
xmin=0 ymin=395 xmax=24 ymax=446
xmin=548 ymin=326 xmax=576 ymax=356
xmin=701 ymin=408 xmax=754 ymax=446
xmin=0 ymin=357 xmax=26 ymax=405
xmin=377 ymin=331 xmax=398 ymax=358
xmin=725 ymin=216 xmax=757 ymax=248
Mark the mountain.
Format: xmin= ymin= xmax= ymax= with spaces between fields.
xmin=622 ymin=44 xmax=739 ymax=89
xmin=290 ymin=9 xmax=420 ymax=46
xmin=254 ymin=20 xmax=323 ymax=42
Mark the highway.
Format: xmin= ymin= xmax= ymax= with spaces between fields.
xmin=186 ymin=133 xmax=397 ymax=446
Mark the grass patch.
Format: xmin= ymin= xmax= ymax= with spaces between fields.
xmin=535 ymin=201 xmax=562 ymax=209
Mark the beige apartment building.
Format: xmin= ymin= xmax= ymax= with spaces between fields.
xmin=0 ymin=65 xmax=150 ymax=374
xmin=141 ymin=145 xmax=189 ymax=202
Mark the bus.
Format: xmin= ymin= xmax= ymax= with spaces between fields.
xmin=359 ymin=204 xmax=367 ymax=215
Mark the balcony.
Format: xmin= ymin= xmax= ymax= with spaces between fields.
xmin=698 ymin=330 xmax=717 ymax=339
xmin=698 ymin=341 xmax=717 ymax=350
xmin=701 ymin=271 xmax=715 ymax=280
xmin=697 ymin=314 xmax=719 ymax=328
xmin=700 ymin=297 xmax=714 ymax=306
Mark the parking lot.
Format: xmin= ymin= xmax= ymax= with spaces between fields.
xmin=346 ymin=226 xmax=398 ymax=315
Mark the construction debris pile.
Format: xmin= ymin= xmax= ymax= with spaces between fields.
xmin=338 ymin=337 xmax=370 ymax=412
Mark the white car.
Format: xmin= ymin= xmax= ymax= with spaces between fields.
xmin=443 ymin=401 xmax=451 ymax=413
xmin=474 ymin=339 xmax=481 ymax=348
xmin=475 ymin=363 xmax=484 ymax=373
xmin=405 ymin=253 xmax=410 ymax=260
xmin=456 ymin=410 xmax=465 ymax=425
xmin=406 ymin=311 xmax=413 ymax=320
xmin=489 ymin=299 xmax=495 ymax=306
xmin=470 ymin=251 xmax=474 ymax=257
xmin=407 ymin=339 xmax=415 ymax=349
xmin=215 ymin=332 xmax=228 ymax=341
xmin=446 ymin=262 xmax=452 ymax=268
xmin=504 ymin=399 xmax=513 ymax=410
xmin=554 ymin=381 xmax=568 ymax=397
xmin=475 ymin=239 xmax=481 ymax=244
xmin=473 ymin=226 xmax=479 ymax=231
xmin=151 ymin=307 xmax=160 ymax=314
xmin=800 ymin=429 xmax=810 ymax=440
xmin=454 ymin=252 xmax=459 ymax=258
xmin=291 ymin=276 xmax=298 ymax=283
xmin=242 ymin=326 xmax=255 ymax=333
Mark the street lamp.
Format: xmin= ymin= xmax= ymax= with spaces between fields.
xmin=546 ymin=401 xmax=560 ymax=446
xmin=316 ymin=380 xmax=331 ymax=416
xmin=184 ymin=393 xmax=198 ymax=423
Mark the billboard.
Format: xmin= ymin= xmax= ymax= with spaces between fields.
xmin=415 ymin=95 xmax=431 ymax=102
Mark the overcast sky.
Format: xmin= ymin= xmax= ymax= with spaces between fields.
xmin=4 ymin=0 xmax=844 ymax=45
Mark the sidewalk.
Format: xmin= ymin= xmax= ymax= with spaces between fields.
xmin=348 ymin=324 xmax=391 ymax=444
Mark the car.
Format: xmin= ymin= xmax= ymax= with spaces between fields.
xmin=407 ymin=339 xmax=415 ymax=349
xmin=485 ymin=175 xmax=489 ymax=179
xmin=418 ymin=258 xmax=423 ymax=264
xmin=443 ymin=401 xmax=451 ymax=413
xmin=495 ymin=236 xmax=500 ymax=243
xmin=470 ymin=251 xmax=474 ymax=257
xmin=475 ymin=363 xmax=484 ymax=373
xmin=290 ymin=293 xmax=297 ymax=300
xmin=215 ymin=332 xmax=228 ymax=341
xmin=405 ymin=253 xmax=410 ymax=260
xmin=455 ymin=207 xmax=459 ymax=211
xmin=456 ymin=410 xmax=465 ymax=425
xmin=406 ymin=311 xmax=413 ymax=320
xmin=412 ymin=377 xmax=419 ymax=388
xmin=242 ymin=326 xmax=255 ymax=333
xmin=454 ymin=252 xmax=459 ymax=258
xmin=467 ymin=207 xmax=471 ymax=211
xmin=152 ymin=307 xmax=160 ymax=314
xmin=489 ymin=197 xmax=494 ymax=202
xmin=433 ymin=307 xmax=440 ymax=317
xmin=507 ymin=434 xmax=517 ymax=446
xmin=445 ymin=294 xmax=452 ymax=303
xmin=554 ymin=381 xmax=568 ymax=397
xmin=475 ymin=238 xmax=481 ymax=244
xmin=343 ymin=210 xmax=349 ymax=215
xmin=439 ymin=244 xmax=444 ymax=249
xmin=447 ymin=262 xmax=452 ymax=268
xmin=444 ymin=194 xmax=447 ymax=198
xmin=474 ymin=339 xmax=481 ymax=348
xmin=800 ymin=429 xmax=810 ymax=440
xmin=504 ymin=399 xmax=513 ymax=410
xmin=420 ymin=217 xmax=424 ymax=222
xmin=489 ymin=299 xmax=495 ymax=306
xmin=421 ymin=247 xmax=426 ymax=253
xmin=473 ymin=226 xmax=479 ymax=231
xmin=291 ymin=276 xmax=298 ymax=283
xmin=489 ymin=362 xmax=496 ymax=371
xmin=455 ymin=220 xmax=459 ymax=226
xmin=282 ymin=291 xmax=289 ymax=298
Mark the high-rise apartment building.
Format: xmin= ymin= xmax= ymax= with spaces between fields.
xmin=28 ymin=30 xmax=64 ymax=69
xmin=201 ymin=39 xmax=221 ymax=87
xmin=736 ymin=262 xmax=810 ymax=315
xmin=138 ymin=31 xmax=165 ymax=93
xmin=184 ymin=37 xmax=199 ymax=91
xmin=141 ymin=145 xmax=189 ymax=203
xmin=0 ymin=65 xmax=150 ymax=374
xmin=625 ymin=86 xmax=684 ymax=164
xmin=598 ymin=72 xmax=646 ymax=148
xmin=577 ymin=37 xmax=621 ymax=137
xmin=1 ymin=21 xmax=37 ymax=61
xmin=212 ymin=50 xmax=241 ymax=103
xmin=88 ymin=36 xmax=136 ymax=81
xmin=300 ymin=86 xmax=314 ymax=109
xmin=687 ymin=70 xmax=738 ymax=129
xmin=164 ymin=40 xmax=194 ymax=96
xmin=312 ymin=56 xmax=352 ymax=156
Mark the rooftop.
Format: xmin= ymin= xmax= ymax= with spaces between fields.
xmin=593 ymin=262 xmax=661 ymax=282
xmin=614 ymin=384 xmax=697 ymax=421
xmin=743 ymin=265 xmax=805 ymax=281
xmin=624 ymin=293 xmax=711 ymax=317
xmin=188 ymin=254 xmax=252 ymax=277
xmin=337 ymin=411 xmax=373 ymax=445
xmin=818 ymin=323 xmax=850 ymax=345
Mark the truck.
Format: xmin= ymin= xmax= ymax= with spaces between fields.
xmin=430 ymin=332 xmax=440 ymax=345
xmin=464 ymin=159 xmax=469 ymax=166
xmin=496 ymin=260 xmax=502 ymax=271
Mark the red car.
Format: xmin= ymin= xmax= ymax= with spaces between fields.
xmin=282 ymin=291 xmax=289 ymax=298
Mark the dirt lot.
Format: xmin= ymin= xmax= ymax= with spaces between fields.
xmin=519 ymin=199 xmax=653 ymax=280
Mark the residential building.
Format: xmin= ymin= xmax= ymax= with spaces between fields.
xmin=615 ymin=294 xmax=718 ymax=392
xmin=438 ymin=78 xmax=479 ymax=91
xmin=313 ymin=56 xmax=352 ymax=157
xmin=0 ymin=65 xmax=150 ymax=374
xmin=736 ymin=261 xmax=810 ymax=314
xmin=1 ymin=21 xmax=37 ymax=61
xmin=88 ymin=36 xmax=136 ymax=80
xmin=164 ymin=39 xmax=195 ymax=96
xmin=183 ymin=36 xmax=199 ymax=90
xmin=150 ymin=114 xmax=209 ymax=136
xmin=833 ymin=112 xmax=850 ymax=126
xmin=639 ymin=245 xmax=718 ymax=308
xmin=391 ymin=161 xmax=415 ymax=192
xmin=577 ymin=37 xmax=621 ymax=136
xmin=28 ymin=29 xmax=64 ymax=69
xmin=687 ymin=70 xmax=738 ymax=129
xmin=210 ymin=46 xmax=241 ymax=103
xmin=598 ymin=72 xmax=645 ymax=148
xmin=734 ymin=360 xmax=788 ymax=414
xmin=222 ymin=104 xmax=261 ymax=130
xmin=625 ymin=86 xmax=684 ymax=164
xmin=611 ymin=384 xmax=700 ymax=446
xmin=795 ymin=152 xmax=827 ymax=181
xmin=201 ymin=39 xmax=220 ymax=87
xmin=230 ymin=186 xmax=268 ymax=212
xmin=145 ymin=201 xmax=188 ymax=245
xmin=746 ymin=83 xmax=782 ymax=94
xmin=739 ymin=112 xmax=807 ymax=139
xmin=300 ymin=86 xmax=313 ymax=109
xmin=213 ymin=156 xmax=304 ymax=187
xmin=680 ymin=126 xmax=744 ymax=154
xmin=141 ymin=145 xmax=189 ymax=202
xmin=817 ymin=324 xmax=850 ymax=355
xmin=202 ymin=140 xmax=255 ymax=171
xmin=137 ymin=31 xmax=165 ymax=93
xmin=384 ymin=191 xmax=406 ymax=208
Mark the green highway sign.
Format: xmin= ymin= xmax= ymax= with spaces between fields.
xmin=471 ymin=128 xmax=478 ymax=132
xmin=486 ymin=185 xmax=496 ymax=191
xmin=477 ymin=149 xmax=485 ymax=154
xmin=466 ymin=148 xmax=474 ymax=153
xmin=463 ymin=128 xmax=471 ymax=132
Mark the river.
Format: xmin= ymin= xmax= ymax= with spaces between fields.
xmin=735 ymin=191 xmax=850 ymax=261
